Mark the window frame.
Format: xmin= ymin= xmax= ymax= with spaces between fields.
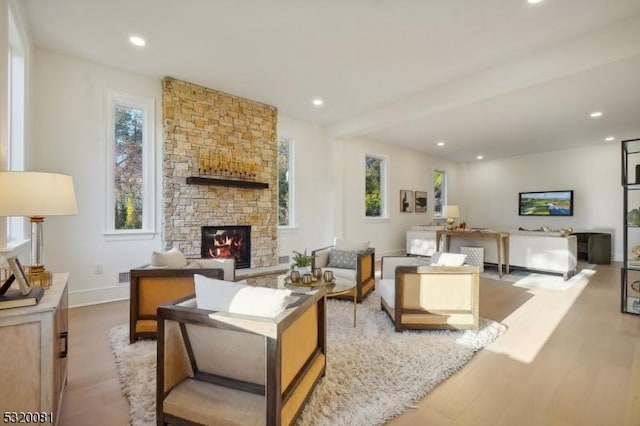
xmin=6 ymin=5 xmax=27 ymax=245
xmin=364 ymin=153 xmax=388 ymax=219
xmin=104 ymin=89 xmax=155 ymax=236
xmin=433 ymin=169 xmax=447 ymax=218
xmin=277 ymin=137 xmax=296 ymax=229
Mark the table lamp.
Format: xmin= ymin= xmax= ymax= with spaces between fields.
xmin=441 ymin=205 xmax=460 ymax=230
xmin=0 ymin=172 xmax=78 ymax=288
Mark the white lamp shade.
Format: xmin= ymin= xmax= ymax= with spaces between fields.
xmin=0 ymin=172 xmax=78 ymax=217
xmin=441 ymin=205 xmax=460 ymax=218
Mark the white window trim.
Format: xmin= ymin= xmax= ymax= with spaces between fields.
xmin=364 ymin=153 xmax=389 ymax=219
xmin=104 ymin=89 xmax=156 ymax=236
xmin=277 ymin=137 xmax=296 ymax=229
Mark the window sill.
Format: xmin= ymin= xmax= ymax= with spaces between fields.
xmin=278 ymin=225 xmax=300 ymax=232
xmin=363 ymin=217 xmax=390 ymax=222
xmin=103 ymin=231 xmax=157 ymax=242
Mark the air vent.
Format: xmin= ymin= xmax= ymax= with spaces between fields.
xmin=118 ymin=272 xmax=130 ymax=284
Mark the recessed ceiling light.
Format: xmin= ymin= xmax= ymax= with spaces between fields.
xmin=312 ymin=98 xmax=323 ymax=106
xmin=129 ymin=36 xmax=146 ymax=47
xmin=590 ymin=111 xmax=603 ymax=118
xmin=437 ymin=141 xmax=445 ymax=147
xmin=528 ymin=0 xmax=543 ymax=4
xmin=476 ymin=155 xmax=484 ymax=160
xmin=605 ymin=136 xmax=615 ymax=142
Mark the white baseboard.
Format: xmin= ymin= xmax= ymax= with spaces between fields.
xmin=70 ymin=285 xmax=129 ymax=308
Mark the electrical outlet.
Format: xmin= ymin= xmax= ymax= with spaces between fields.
xmin=93 ymin=264 xmax=103 ymax=274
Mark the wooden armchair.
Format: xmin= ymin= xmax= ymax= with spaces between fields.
xmin=379 ymin=256 xmax=479 ymax=331
xmin=156 ymin=290 xmax=327 ymax=426
xmin=311 ymin=245 xmax=375 ymax=302
xmin=129 ymin=267 xmax=223 ymax=343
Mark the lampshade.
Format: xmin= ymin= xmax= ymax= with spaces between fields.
xmin=0 ymin=172 xmax=78 ymax=217
xmin=441 ymin=205 xmax=460 ymax=218
xmin=0 ymin=172 xmax=77 ymax=289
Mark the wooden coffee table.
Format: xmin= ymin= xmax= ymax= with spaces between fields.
xmin=278 ymin=274 xmax=357 ymax=327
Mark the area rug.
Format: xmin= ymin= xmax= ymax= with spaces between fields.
xmin=480 ymin=265 xmax=596 ymax=290
xmin=109 ymin=294 xmax=506 ymax=426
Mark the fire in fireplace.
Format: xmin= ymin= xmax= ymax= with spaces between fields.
xmin=201 ymin=225 xmax=251 ymax=269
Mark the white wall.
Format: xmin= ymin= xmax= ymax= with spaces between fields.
xmin=341 ymin=137 xmax=458 ymax=256
xmin=276 ymin=115 xmax=334 ymax=258
xmin=32 ymin=49 xmax=162 ymax=306
xmin=459 ymin=143 xmax=622 ymax=260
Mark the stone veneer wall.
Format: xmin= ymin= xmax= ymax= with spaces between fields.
xmin=162 ymin=77 xmax=278 ymax=267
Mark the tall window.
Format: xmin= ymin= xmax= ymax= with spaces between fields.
xmin=106 ymin=91 xmax=155 ymax=234
xmin=433 ymin=170 xmax=446 ymax=217
xmin=6 ymin=6 xmax=26 ymax=243
xmin=365 ymin=154 xmax=387 ymax=217
xmin=277 ymin=138 xmax=294 ymax=227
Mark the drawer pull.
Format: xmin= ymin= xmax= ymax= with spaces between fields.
xmin=59 ymin=331 xmax=68 ymax=358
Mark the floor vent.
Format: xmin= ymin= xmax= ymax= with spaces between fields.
xmin=118 ymin=272 xmax=130 ymax=284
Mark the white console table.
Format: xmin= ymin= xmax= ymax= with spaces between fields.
xmin=0 ymin=273 xmax=69 ymax=425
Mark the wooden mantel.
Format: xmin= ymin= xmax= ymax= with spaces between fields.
xmin=186 ymin=176 xmax=269 ymax=189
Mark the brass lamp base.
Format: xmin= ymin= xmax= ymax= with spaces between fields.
xmin=446 ymin=217 xmax=456 ymax=230
xmin=27 ymin=266 xmax=53 ymax=289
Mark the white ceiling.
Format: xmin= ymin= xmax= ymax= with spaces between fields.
xmin=22 ymin=0 xmax=640 ymax=161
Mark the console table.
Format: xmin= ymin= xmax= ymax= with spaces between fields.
xmin=0 ymin=273 xmax=68 ymax=425
xmin=436 ymin=230 xmax=510 ymax=277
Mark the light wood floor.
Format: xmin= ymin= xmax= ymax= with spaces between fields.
xmin=59 ymin=263 xmax=640 ymax=426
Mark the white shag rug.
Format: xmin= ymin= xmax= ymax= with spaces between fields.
xmin=110 ymin=293 xmax=506 ymax=426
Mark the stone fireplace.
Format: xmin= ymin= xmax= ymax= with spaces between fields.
xmin=201 ymin=225 xmax=251 ymax=269
xmin=161 ymin=77 xmax=278 ymax=268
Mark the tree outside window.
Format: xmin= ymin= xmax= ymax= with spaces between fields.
xmin=277 ymin=138 xmax=292 ymax=226
xmin=365 ymin=155 xmax=385 ymax=217
xmin=433 ymin=170 xmax=446 ymax=217
xmin=114 ymin=105 xmax=143 ymax=229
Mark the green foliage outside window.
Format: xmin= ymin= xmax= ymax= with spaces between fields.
xmin=114 ymin=105 xmax=143 ymax=229
xmin=366 ymin=156 xmax=382 ymax=216
xmin=278 ymin=139 xmax=290 ymax=226
xmin=433 ymin=170 xmax=445 ymax=217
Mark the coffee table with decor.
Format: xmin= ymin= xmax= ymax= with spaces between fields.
xmin=281 ymin=274 xmax=357 ymax=327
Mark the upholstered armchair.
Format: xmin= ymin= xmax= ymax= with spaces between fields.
xmin=156 ymin=289 xmax=327 ymax=426
xmin=379 ymin=256 xmax=479 ymax=331
xmin=129 ymin=267 xmax=224 ymax=343
xmin=312 ymin=238 xmax=375 ymax=302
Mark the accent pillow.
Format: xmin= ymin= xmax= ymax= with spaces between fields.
xmin=151 ymin=247 xmax=187 ymax=269
xmin=333 ymin=237 xmax=369 ymax=252
xmin=431 ymin=252 xmax=467 ymax=267
xmin=327 ymin=249 xmax=358 ymax=269
xmin=194 ymin=275 xmax=292 ymax=318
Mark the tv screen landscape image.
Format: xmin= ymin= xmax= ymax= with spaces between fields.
xmin=519 ymin=190 xmax=573 ymax=216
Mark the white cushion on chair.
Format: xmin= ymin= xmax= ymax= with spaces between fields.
xmin=194 ymin=275 xmax=292 ymax=318
xmin=151 ymin=247 xmax=188 ymax=268
xmin=322 ymin=267 xmax=357 ymax=282
xmin=377 ymin=278 xmax=395 ymax=306
xmin=334 ymin=237 xmax=369 ymax=251
xmin=431 ymin=252 xmax=467 ymax=267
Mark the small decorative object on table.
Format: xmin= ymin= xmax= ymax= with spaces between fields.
xmin=291 ymin=249 xmax=313 ymax=275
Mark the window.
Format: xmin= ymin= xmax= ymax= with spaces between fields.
xmin=6 ymin=6 xmax=26 ymax=244
xmin=105 ymin=90 xmax=155 ymax=234
xmin=433 ymin=170 xmax=446 ymax=217
xmin=365 ymin=154 xmax=387 ymax=217
xmin=277 ymin=138 xmax=294 ymax=227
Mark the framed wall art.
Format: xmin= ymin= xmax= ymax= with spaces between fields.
xmin=400 ymin=190 xmax=413 ymax=212
xmin=415 ymin=191 xmax=427 ymax=213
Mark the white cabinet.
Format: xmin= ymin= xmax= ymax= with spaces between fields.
xmin=0 ymin=273 xmax=69 ymax=425
xmin=406 ymin=229 xmax=438 ymax=256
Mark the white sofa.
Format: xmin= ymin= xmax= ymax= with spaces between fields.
xmin=406 ymin=227 xmax=578 ymax=279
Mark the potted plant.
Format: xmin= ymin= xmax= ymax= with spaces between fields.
xmin=292 ymin=249 xmax=313 ymax=275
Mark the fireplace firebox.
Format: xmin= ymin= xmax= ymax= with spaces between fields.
xmin=201 ymin=225 xmax=251 ymax=269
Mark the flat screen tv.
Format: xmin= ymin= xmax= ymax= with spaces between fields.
xmin=518 ymin=190 xmax=573 ymax=216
